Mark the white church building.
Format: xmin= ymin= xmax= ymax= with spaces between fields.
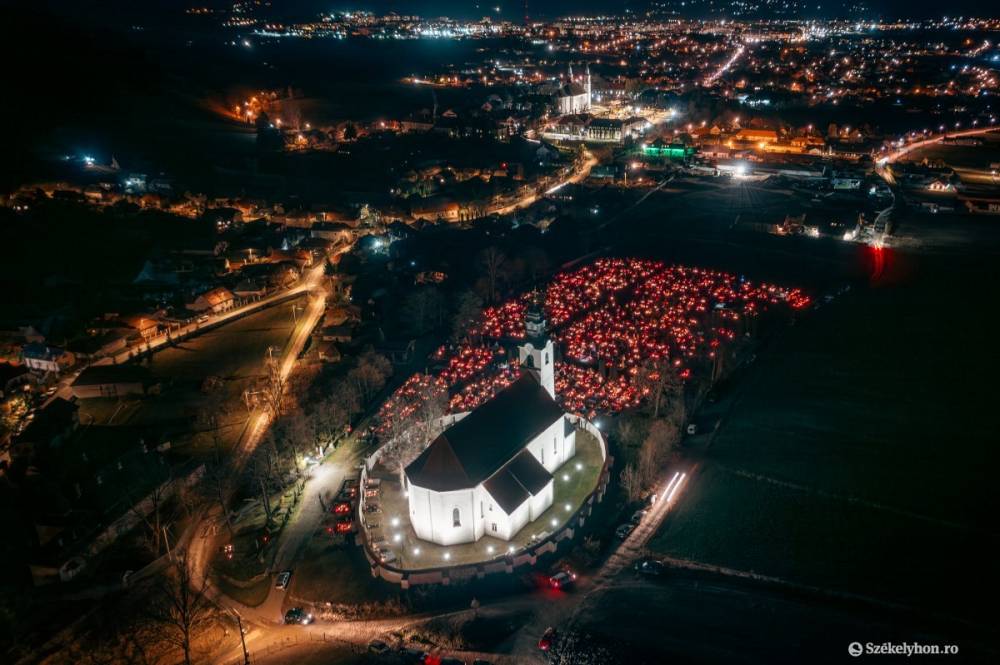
xmin=555 ymin=64 xmax=592 ymax=115
xmin=404 ymin=305 xmax=577 ymax=546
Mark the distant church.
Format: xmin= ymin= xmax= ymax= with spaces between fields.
xmin=404 ymin=303 xmax=577 ymax=546
xmin=555 ymin=64 xmax=592 ymax=115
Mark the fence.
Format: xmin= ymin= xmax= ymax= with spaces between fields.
xmin=357 ymin=415 xmax=612 ymax=588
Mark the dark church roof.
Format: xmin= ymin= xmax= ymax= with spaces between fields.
xmin=558 ymin=82 xmax=588 ymax=98
xmin=483 ymin=449 xmax=553 ymax=514
xmin=405 ymin=373 xmax=563 ymax=492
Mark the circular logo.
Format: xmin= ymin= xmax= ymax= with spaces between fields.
xmin=848 ymin=642 xmax=864 ymax=658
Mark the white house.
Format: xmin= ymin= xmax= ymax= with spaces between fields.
xmin=404 ymin=305 xmax=576 ymax=546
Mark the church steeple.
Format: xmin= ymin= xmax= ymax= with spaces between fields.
xmin=524 ymin=294 xmax=547 ymax=341
xmin=518 ymin=294 xmax=555 ymax=398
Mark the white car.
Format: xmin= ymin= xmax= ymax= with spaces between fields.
xmin=275 ymin=571 xmax=291 ymax=590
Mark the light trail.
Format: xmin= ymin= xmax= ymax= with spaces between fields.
xmin=705 ymin=44 xmax=745 ymax=85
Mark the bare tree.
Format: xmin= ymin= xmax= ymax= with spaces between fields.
xmin=403 ymin=286 xmax=446 ymax=335
xmin=635 ymin=357 xmax=684 ymax=419
xmin=250 ymin=447 xmax=277 ymax=524
xmin=348 ymin=351 xmax=392 ymax=402
xmin=638 ymin=418 xmax=679 ymax=488
xmin=145 ymin=552 xmax=215 ymax=665
xmin=476 ymin=246 xmax=508 ymax=304
xmin=260 ymin=348 xmax=286 ymax=419
xmin=124 ymin=477 xmax=172 ymax=558
xmin=619 ymin=463 xmax=643 ymax=503
xmin=451 ymin=289 xmax=483 ymax=343
xmin=314 ymin=380 xmax=361 ymax=447
xmin=203 ymin=440 xmax=235 ymax=536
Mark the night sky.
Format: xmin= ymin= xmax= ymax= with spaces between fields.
xmin=10 ymin=0 xmax=995 ymax=23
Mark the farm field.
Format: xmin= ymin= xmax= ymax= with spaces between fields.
xmin=651 ymin=249 xmax=999 ymax=625
xmin=79 ymin=298 xmax=306 ymax=459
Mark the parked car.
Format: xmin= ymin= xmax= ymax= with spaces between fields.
xmin=368 ymin=639 xmax=390 ymax=654
xmin=630 ymin=508 xmax=648 ymax=524
xmin=274 ymin=570 xmax=291 ymax=590
xmin=548 ymin=570 xmax=577 ymax=589
xmin=615 ymin=523 xmax=635 ymax=539
xmin=634 ymin=558 xmax=666 ymax=576
xmin=538 ymin=627 xmax=557 ymax=651
xmin=283 ymin=607 xmax=313 ymax=625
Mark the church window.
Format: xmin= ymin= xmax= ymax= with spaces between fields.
xmin=541 ymin=448 xmax=545 ymax=465
xmin=480 ymin=501 xmax=484 ymax=518
xmin=491 ymin=523 xmax=498 ymax=533
xmin=453 ymin=507 xmax=461 ymax=527
xmin=554 ymin=437 xmax=558 ymax=455
xmin=544 ymin=352 xmax=550 ymax=365
xmin=525 ymin=355 xmax=535 ymax=368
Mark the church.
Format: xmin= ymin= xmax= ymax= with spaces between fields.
xmin=554 ymin=64 xmax=592 ymax=115
xmin=404 ymin=305 xmax=577 ymax=546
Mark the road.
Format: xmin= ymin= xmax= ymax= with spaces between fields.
xmin=187 ymin=263 xmax=329 ymax=622
xmin=489 ymin=150 xmax=599 ymax=216
xmin=878 ymin=125 xmax=1000 ymax=173
xmin=249 ymin=445 xmax=361 ymax=624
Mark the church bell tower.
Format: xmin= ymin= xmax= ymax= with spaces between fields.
xmin=518 ymin=297 xmax=555 ymax=398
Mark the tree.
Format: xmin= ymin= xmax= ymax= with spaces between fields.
xmin=638 ymin=418 xmax=679 ymax=488
xmin=145 ymin=552 xmax=214 ymax=665
xmin=204 ymin=435 xmax=235 ymax=535
xmin=379 ymin=375 xmax=445 ymax=484
xmin=348 ymin=351 xmax=392 ymax=403
xmin=403 ymin=286 xmax=446 ymax=335
xmin=451 ymin=289 xmax=483 ymax=342
xmin=619 ymin=463 xmax=643 ymax=503
xmin=124 ymin=477 xmax=172 ymax=558
xmin=476 ymin=246 xmax=508 ymax=304
xmin=260 ymin=348 xmax=286 ymax=420
xmin=249 ymin=446 xmax=278 ymax=524
xmin=635 ymin=357 xmax=684 ymax=419
xmin=282 ymin=412 xmax=316 ymax=472
xmin=314 ymin=380 xmax=361 ymax=446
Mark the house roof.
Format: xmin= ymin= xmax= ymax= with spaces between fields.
xmin=405 ymin=373 xmax=564 ymax=492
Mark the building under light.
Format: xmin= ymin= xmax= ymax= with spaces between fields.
xmin=403 ymin=304 xmax=578 ymax=546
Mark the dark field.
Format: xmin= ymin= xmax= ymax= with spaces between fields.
xmin=651 ymin=248 xmax=1000 ymax=628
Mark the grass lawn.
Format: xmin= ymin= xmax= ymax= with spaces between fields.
xmin=288 ymin=539 xmax=396 ymax=605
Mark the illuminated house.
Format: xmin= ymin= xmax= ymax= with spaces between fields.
xmin=404 ymin=305 xmax=577 ymax=546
